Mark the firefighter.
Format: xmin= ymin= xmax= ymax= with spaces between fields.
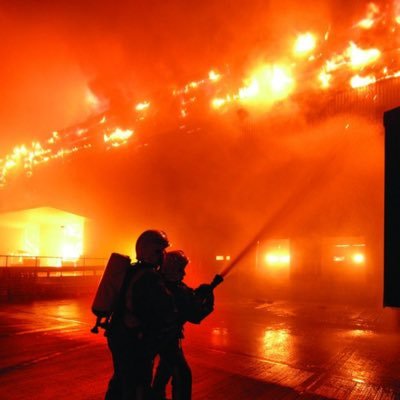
xmin=152 ymin=250 xmax=215 ymax=400
xmin=105 ymin=230 xmax=178 ymax=400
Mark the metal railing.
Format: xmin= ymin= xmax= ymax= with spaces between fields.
xmin=0 ymin=255 xmax=108 ymax=281
xmin=0 ymin=255 xmax=109 ymax=298
xmin=0 ymin=255 xmax=108 ymax=269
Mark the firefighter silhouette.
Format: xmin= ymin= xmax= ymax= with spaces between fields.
xmin=152 ymin=250 xmax=215 ymax=400
xmin=103 ymin=230 xmax=178 ymax=400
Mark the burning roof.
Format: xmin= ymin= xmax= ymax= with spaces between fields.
xmin=0 ymin=1 xmax=394 ymax=188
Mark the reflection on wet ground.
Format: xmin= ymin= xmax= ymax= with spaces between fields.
xmin=1 ymin=295 xmax=400 ymax=399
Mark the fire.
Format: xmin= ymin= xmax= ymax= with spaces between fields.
xmin=346 ymin=42 xmax=380 ymax=69
xmin=0 ymin=2 xmax=399 ymax=187
xmin=294 ymin=33 xmax=316 ymax=56
xmin=103 ymin=128 xmax=134 ymax=148
xmin=318 ymin=70 xmax=332 ymax=89
xmin=211 ymin=98 xmax=227 ymax=109
xmin=350 ymin=74 xmax=377 ymax=88
xmin=209 ymin=70 xmax=221 ymax=82
xmin=356 ymin=2 xmax=380 ymax=29
xmin=239 ymin=64 xmax=295 ymax=105
xmin=135 ymin=101 xmax=150 ymax=111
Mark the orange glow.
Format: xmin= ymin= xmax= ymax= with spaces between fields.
xmin=0 ymin=207 xmax=85 ymax=266
xmin=350 ymin=74 xmax=377 ymax=88
xmin=0 ymin=2 xmax=397 ymax=188
xmin=135 ymin=101 xmax=150 ymax=111
xmin=211 ymin=97 xmax=227 ymax=109
xmin=103 ymin=128 xmax=134 ymax=147
xmin=346 ymin=42 xmax=380 ymax=69
xmin=262 ymin=329 xmax=291 ymax=360
xmin=356 ymin=3 xmax=379 ymax=29
xmin=215 ymin=255 xmax=230 ymax=261
xmin=239 ymin=64 xmax=295 ymax=105
xmin=332 ymin=242 xmax=366 ymax=266
xmin=318 ymin=70 xmax=332 ymax=89
xmin=209 ymin=70 xmax=221 ymax=82
xmin=352 ymin=253 xmax=365 ymax=264
xmin=265 ymin=253 xmax=290 ymax=266
xmin=293 ymin=33 xmax=316 ymax=56
xmin=85 ymin=88 xmax=101 ymax=109
xmin=262 ymin=240 xmax=291 ymax=269
xmin=211 ymin=327 xmax=229 ymax=346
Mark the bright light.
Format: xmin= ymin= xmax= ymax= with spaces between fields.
xmin=239 ymin=79 xmax=259 ymax=99
xmin=346 ymin=42 xmax=380 ymax=69
xmin=356 ymin=3 xmax=379 ymax=29
xmin=352 ymin=253 xmax=365 ymax=264
xmin=211 ymin=98 xmax=227 ymax=109
xmin=350 ymin=74 xmax=376 ymax=88
xmin=215 ymin=255 xmax=231 ymax=261
xmin=103 ymin=128 xmax=134 ymax=147
xmin=265 ymin=252 xmax=290 ymax=266
xmin=318 ymin=70 xmax=332 ymax=89
xmin=135 ymin=101 xmax=150 ymax=111
xmin=239 ymin=64 xmax=295 ymax=105
xmin=294 ymin=33 xmax=316 ymax=56
xmin=333 ymin=256 xmax=345 ymax=262
xmin=209 ymin=70 xmax=221 ymax=81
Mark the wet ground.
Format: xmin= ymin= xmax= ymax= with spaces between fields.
xmin=1 ymin=293 xmax=400 ymax=399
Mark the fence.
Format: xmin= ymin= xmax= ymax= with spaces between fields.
xmin=0 ymin=255 xmax=108 ymax=299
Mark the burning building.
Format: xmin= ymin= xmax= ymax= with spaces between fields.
xmin=0 ymin=207 xmax=86 ymax=267
xmin=0 ymin=1 xmax=396 ymax=300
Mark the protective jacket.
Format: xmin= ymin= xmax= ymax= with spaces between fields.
xmin=165 ymin=281 xmax=214 ymax=337
xmin=110 ymin=261 xmax=178 ymax=342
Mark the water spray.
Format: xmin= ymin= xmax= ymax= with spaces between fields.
xmin=208 ymin=167 xmax=332 ymax=290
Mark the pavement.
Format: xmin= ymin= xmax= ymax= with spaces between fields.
xmin=1 ymin=293 xmax=400 ymax=399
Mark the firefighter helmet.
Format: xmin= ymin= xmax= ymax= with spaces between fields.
xmin=161 ymin=250 xmax=189 ymax=282
xmin=135 ymin=230 xmax=170 ymax=261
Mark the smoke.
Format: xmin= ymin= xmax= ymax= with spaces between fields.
xmin=0 ymin=0 xmax=385 ymax=268
xmin=0 ymin=0 xmax=375 ymax=151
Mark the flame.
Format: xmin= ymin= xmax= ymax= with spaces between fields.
xmin=1 ymin=2 xmax=400 ymax=187
xmin=346 ymin=42 xmax=380 ymax=69
xmin=239 ymin=64 xmax=295 ymax=105
xmin=135 ymin=101 xmax=150 ymax=111
xmin=211 ymin=98 xmax=228 ymax=109
xmin=318 ymin=70 xmax=332 ymax=89
xmin=356 ymin=2 xmax=380 ymax=29
xmin=350 ymin=74 xmax=377 ymax=88
xmin=294 ymin=33 xmax=316 ymax=56
xmin=103 ymin=128 xmax=134 ymax=147
xmin=209 ymin=70 xmax=221 ymax=81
